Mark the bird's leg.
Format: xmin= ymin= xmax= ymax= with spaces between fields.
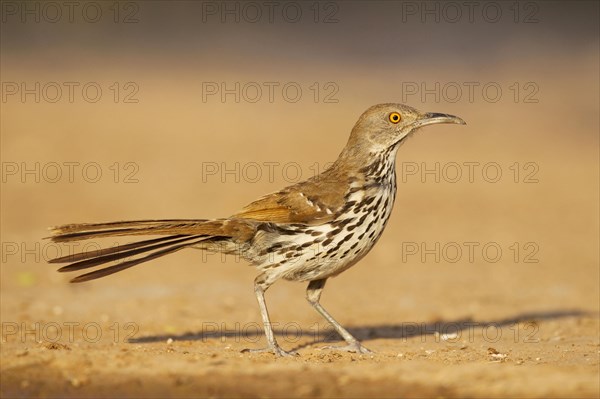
xmin=306 ymin=279 xmax=373 ymax=354
xmin=242 ymin=274 xmax=297 ymax=357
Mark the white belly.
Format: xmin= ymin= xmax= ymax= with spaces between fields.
xmin=255 ymin=180 xmax=396 ymax=282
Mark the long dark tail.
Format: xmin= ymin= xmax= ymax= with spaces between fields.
xmin=48 ymin=219 xmax=234 ymax=283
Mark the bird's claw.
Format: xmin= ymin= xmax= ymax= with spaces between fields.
xmin=320 ymin=342 xmax=373 ymax=354
xmin=241 ymin=346 xmax=298 ymax=357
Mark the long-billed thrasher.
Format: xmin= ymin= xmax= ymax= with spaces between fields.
xmin=49 ymin=103 xmax=466 ymax=356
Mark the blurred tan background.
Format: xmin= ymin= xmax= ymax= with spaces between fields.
xmin=1 ymin=1 xmax=599 ymax=398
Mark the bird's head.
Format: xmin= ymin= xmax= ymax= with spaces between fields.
xmin=345 ymin=103 xmax=466 ymax=155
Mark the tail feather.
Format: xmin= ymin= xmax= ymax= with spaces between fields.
xmin=47 ymin=218 xmax=249 ymax=283
xmin=51 ymin=219 xmax=210 ymax=235
xmin=49 ymin=219 xmax=226 ymax=242
xmin=48 ymin=235 xmax=187 ymax=264
xmin=57 ymin=235 xmax=206 ymax=272
xmin=70 ymin=236 xmax=210 ymax=283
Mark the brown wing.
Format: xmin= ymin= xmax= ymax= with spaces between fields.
xmin=234 ymin=172 xmax=351 ymax=224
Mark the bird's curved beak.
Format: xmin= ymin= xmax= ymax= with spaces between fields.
xmin=413 ymin=112 xmax=466 ymax=128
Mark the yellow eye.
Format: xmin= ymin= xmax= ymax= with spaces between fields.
xmin=389 ymin=112 xmax=401 ymax=124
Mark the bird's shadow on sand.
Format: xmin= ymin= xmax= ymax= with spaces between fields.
xmin=128 ymin=309 xmax=591 ymax=351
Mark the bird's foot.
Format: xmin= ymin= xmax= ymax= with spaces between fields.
xmin=320 ymin=341 xmax=373 ymax=354
xmin=241 ymin=345 xmax=298 ymax=357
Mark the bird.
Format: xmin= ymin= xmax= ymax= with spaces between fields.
xmin=49 ymin=103 xmax=466 ymax=356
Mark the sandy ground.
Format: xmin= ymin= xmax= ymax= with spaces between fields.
xmin=1 ymin=2 xmax=599 ymax=398
xmin=2 ymin=81 xmax=598 ymax=397
xmin=1 ymin=257 xmax=599 ymax=398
